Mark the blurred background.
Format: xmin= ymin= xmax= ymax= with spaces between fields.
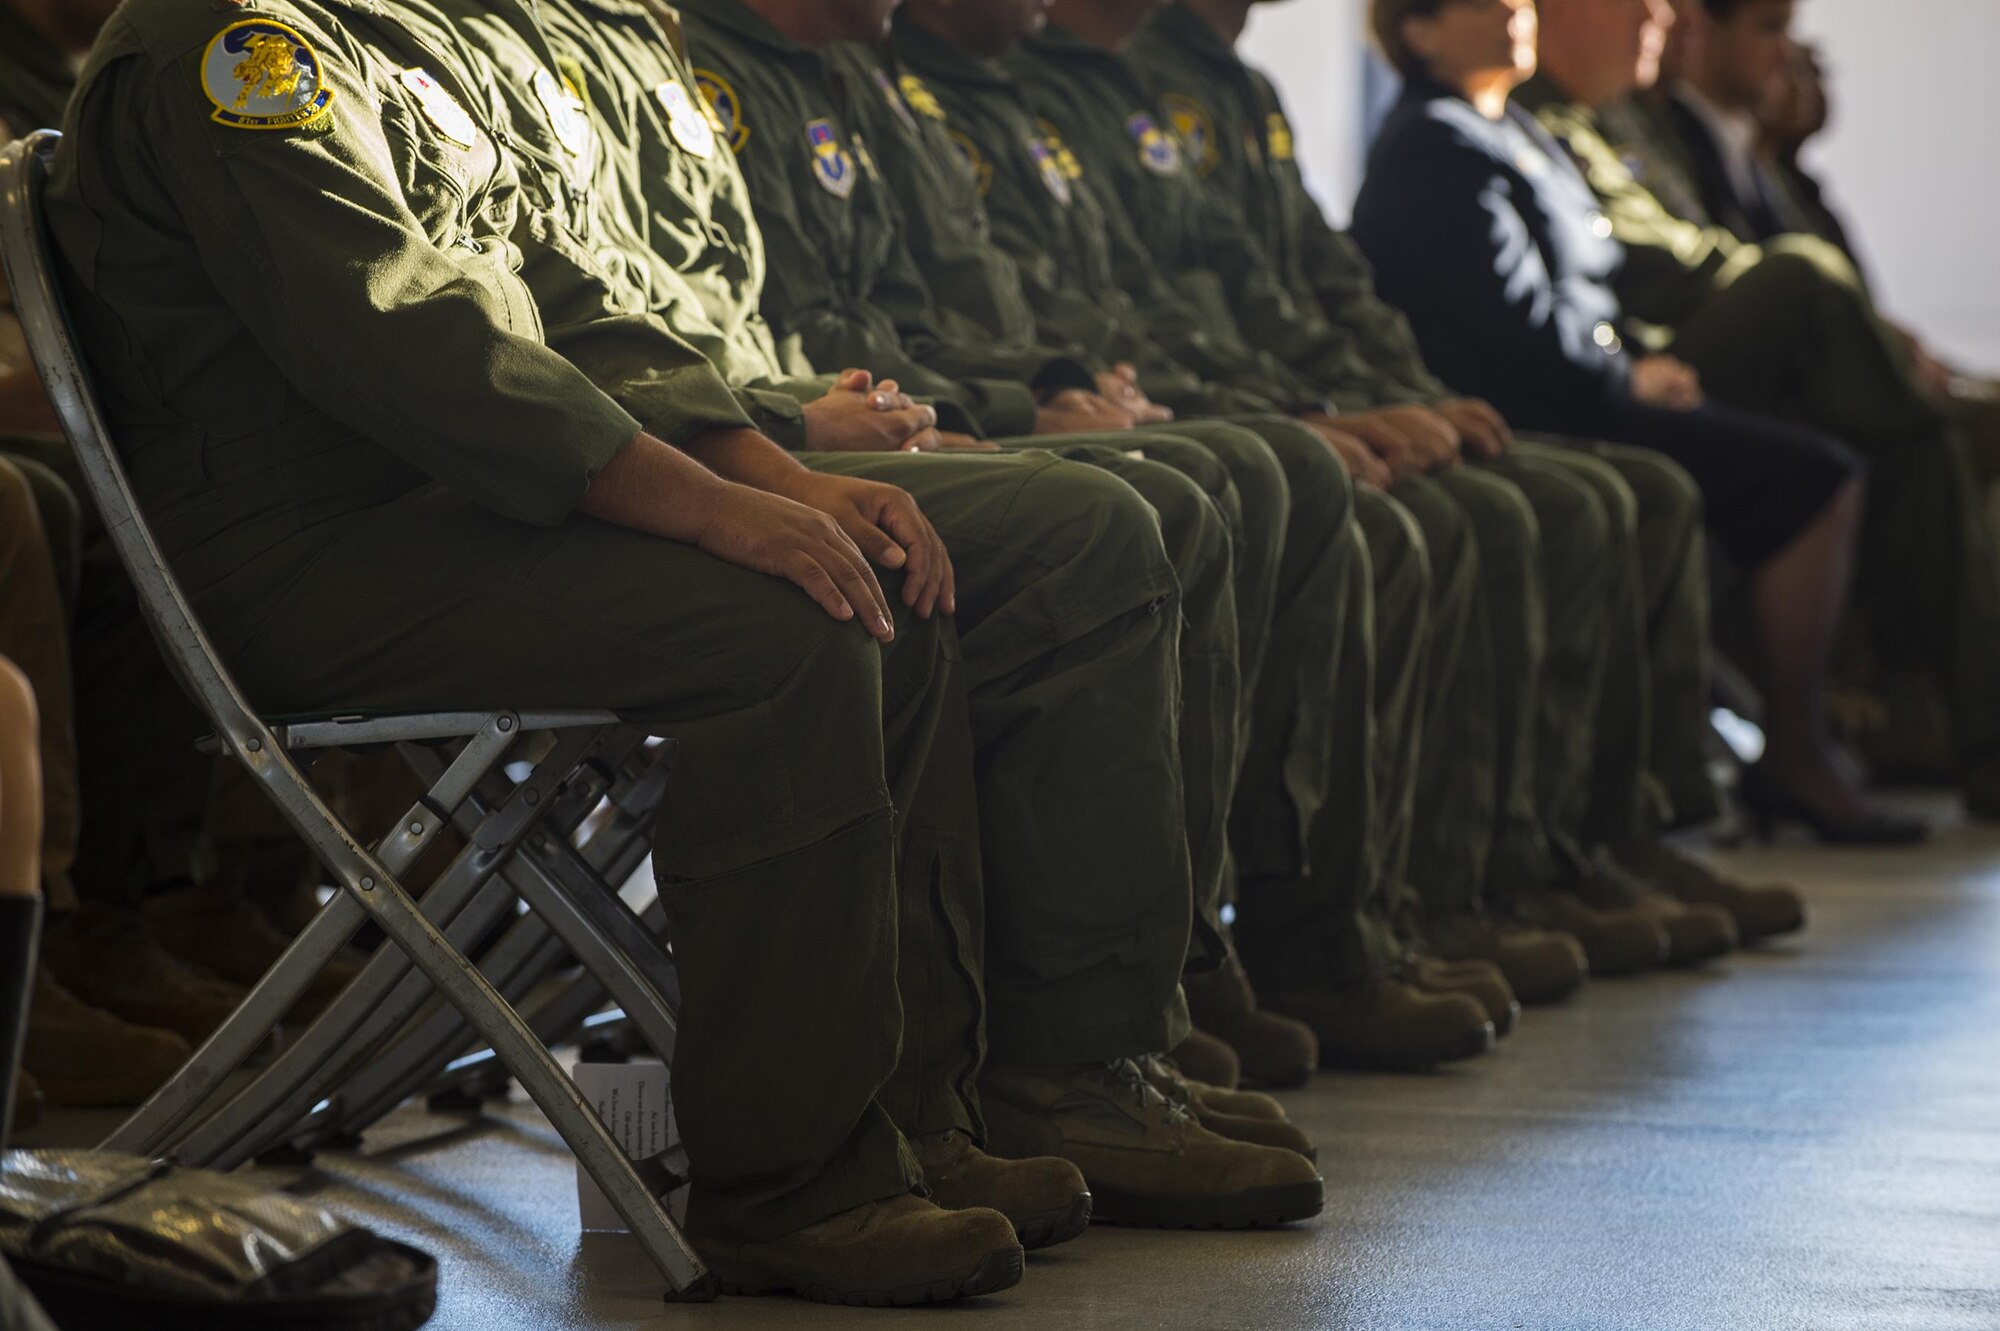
xmin=1242 ymin=0 xmax=2000 ymax=365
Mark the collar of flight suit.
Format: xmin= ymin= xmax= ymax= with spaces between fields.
xmin=887 ymin=13 xmax=1011 ymax=90
xmin=677 ymin=0 xmax=814 ymax=57
xmin=1146 ymin=3 xmax=1236 ymax=71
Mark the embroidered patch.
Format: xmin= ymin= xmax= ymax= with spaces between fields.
xmin=1161 ymin=94 xmax=1216 ymax=177
xmin=897 ymin=73 xmax=947 ymax=122
xmin=852 ymin=131 xmax=879 ymax=180
xmin=1265 ymin=111 xmax=1294 ymax=162
xmin=531 ymin=66 xmax=590 ymax=156
xmin=1028 ymin=137 xmax=1071 ymax=205
xmin=947 ymin=129 xmax=991 ymax=197
xmin=1036 ymin=120 xmax=1085 ymax=181
xmin=201 ymin=19 xmax=335 ymax=131
xmin=871 ymin=68 xmax=917 ymax=134
xmin=655 ymin=78 xmax=714 ymax=158
xmin=1126 ymin=112 xmax=1181 ymax=176
xmin=805 ymin=118 xmax=856 ymax=198
xmin=694 ymin=69 xmax=749 ymax=153
xmin=399 ymin=67 xmax=474 ymax=148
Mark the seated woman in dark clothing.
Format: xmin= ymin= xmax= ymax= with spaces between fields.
xmin=1351 ymin=0 xmax=1918 ymax=845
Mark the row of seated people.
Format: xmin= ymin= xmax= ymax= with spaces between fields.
xmin=0 ymin=0 xmax=1994 ymax=1306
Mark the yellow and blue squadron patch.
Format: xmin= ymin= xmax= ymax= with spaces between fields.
xmin=1028 ymin=137 xmax=1071 ymax=206
xmin=1036 ymin=120 xmax=1085 ymax=181
xmin=655 ymin=78 xmax=714 ymax=158
xmin=1125 ymin=112 xmax=1182 ymax=176
xmin=898 ymin=73 xmax=948 ymax=123
xmin=1160 ymin=94 xmax=1217 ymax=176
xmin=399 ymin=67 xmax=474 ymax=148
xmin=1265 ymin=112 xmax=1294 ymax=162
xmin=201 ymin=19 xmax=335 ymax=131
xmin=805 ymin=118 xmax=856 ymax=199
xmin=694 ymin=69 xmax=749 ymax=154
xmin=946 ymin=130 xmax=991 ymax=198
xmin=532 ymin=66 xmax=591 ymax=157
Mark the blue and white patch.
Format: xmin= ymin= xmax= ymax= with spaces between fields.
xmin=532 ymin=66 xmax=591 ymax=157
xmin=805 ymin=118 xmax=855 ymax=199
xmin=201 ymin=19 xmax=335 ymax=131
xmin=1029 ymin=137 xmax=1071 ymax=205
xmin=694 ymin=69 xmax=749 ymax=154
xmin=655 ymin=79 xmax=714 ymax=158
xmin=1126 ymin=112 xmax=1182 ymax=176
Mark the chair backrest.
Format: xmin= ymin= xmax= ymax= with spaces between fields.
xmin=0 ymin=131 xmax=374 ymax=872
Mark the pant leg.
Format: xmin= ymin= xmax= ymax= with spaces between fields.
xmin=1410 ymin=469 xmax=1540 ymax=916
xmin=801 ymin=451 xmax=1196 ymax=1066
xmin=1674 ymin=236 xmax=1946 ymax=447
xmin=0 ymin=458 xmax=76 ymax=910
xmin=1482 ymin=449 xmax=1621 ymax=869
xmin=216 ymin=487 xmax=953 ymax=1242
xmin=1529 ymin=439 xmax=1719 ymax=833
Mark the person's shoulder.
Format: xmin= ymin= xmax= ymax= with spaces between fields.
xmin=113 ymin=0 xmax=340 ymax=68
xmin=1372 ymin=86 xmax=1502 ymax=165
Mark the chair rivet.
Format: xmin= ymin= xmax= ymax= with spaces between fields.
xmin=498 ymin=717 xmax=515 ymax=732
xmin=359 ymin=876 xmax=375 ymax=891
xmin=524 ymin=789 xmax=541 ymax=805
xmin=245 ymin=738 xmax=262 ymax=753
xmin=409 ymin=821 xmax=424 ymax=835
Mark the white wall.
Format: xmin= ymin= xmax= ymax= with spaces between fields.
xmin=1238 ymin=0 xmax=2000 ymax=366
xmin=1239 ymin=0 xmax=1370 ymax=219
xmin=1793 ymin=0 xmax=2000 ymax=365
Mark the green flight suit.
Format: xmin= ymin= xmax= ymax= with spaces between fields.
xmin=480 ymin=0 xmax=1217 ymax=1083
xmin=1522 ymin=74 xmax=2000 ymax=770
xmin=1129 ymin=8 xmax=1721 ymax=864
xmin=1013 ymin=23 xmax=1620 ymax=930
xmin=889 ymin=17 xmax=1453 ymax=987
xmin=48 ymin=0 xmax=1195 ymax=1241
xmin=678 ymin=0 xmax=1262 ymax=977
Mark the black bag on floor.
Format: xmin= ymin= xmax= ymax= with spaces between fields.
xmin=0 ymin=1150 xmax=436 ymax=1331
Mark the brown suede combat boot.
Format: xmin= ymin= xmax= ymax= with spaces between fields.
xmin=913 ymin=1129 xmax=1091 ymax=1250
xmin=145 ymin=885 xmax=362 ymax=1019
xmin=1182 ymin=947 xmax=1317 ymax=1089
xmin=683 ymin=1193 xmax=1022 ymax=1306
xmin=1138 ymin=1056 xmax=1316 ymax=1161
xmin=23 ymin=968 xmax=191 ymax=1107
xmin=980 ymin=1060 xmax=1323 ymax=1228
xmin=1613 ymin=840 xmax=1806 ymax=942
xmin=1402 ymin=954 xmax=1521 ymax=1038
xmin=1571 ymin=858 xmax=1738 ymax=966
xmin=1427 ymin=912 xmax=1589 ymax=1004
xmin=1264 ymin=977 xmax=1494 ymax=1072
xmin=38 ymin=908 xmax=242 ymax=1044
xmin=1167 ymin=1026 xmax=1240 ymax=1089
xmin=1512 ymin=886 xmax=1671 ymax=977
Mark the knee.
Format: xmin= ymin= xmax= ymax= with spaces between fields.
xmin=1255 ymin=417 xmax=1354 ymax=534
xmin=1021 ymin=458 xmax=1184 ymax=592
xmin=1355 ymin=490 xmax=1431 ymax=605
xmin=0 ymin=457 xmax=32 ymax=528
xmin=1159 ymin=422 xmax=1290 ymax=527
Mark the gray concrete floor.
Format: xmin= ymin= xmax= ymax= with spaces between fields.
xmin=24 ymin=800 xmax=2000 ymax=1329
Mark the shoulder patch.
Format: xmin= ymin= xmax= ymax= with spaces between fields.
xmin=399 ymin=67 xmax=474 ymax=149
xmin=1035 ymin=120 xmax=1085 ymax=181
xmin=1126 ymin=111 xmax=1182 ymax=176
xmin=1028 ymin=136 xmax=1071 ymax=206
xmin=532 ymin=66 xmax=591 ymax=156
xmin=694 ymin=68 xmax=749 ymax=153
xmin=1160 ymin=94 xmax=1216 ymax=177
xmin=946 ymin=129 xmax=991 ymax=198
xmin=1265 ymin=111 xmax=1294 ymax=162
xmin=897 ymin=73 xmax=947 ymax=122
xmin=201 ymin=19 xmax=335 ymax=131
xmin=655 ymin=78 xmax=714 ymax=158
xmin=805 ymin=118 xmax=857 ymax=198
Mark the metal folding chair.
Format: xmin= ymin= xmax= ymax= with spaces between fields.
xmin=0 ymin=131 xmax=716 ymax=1300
